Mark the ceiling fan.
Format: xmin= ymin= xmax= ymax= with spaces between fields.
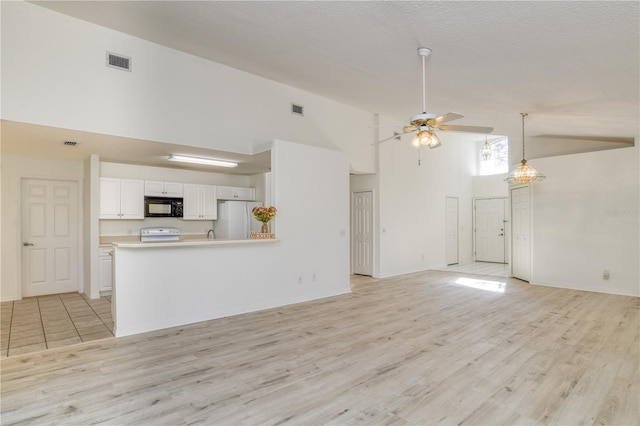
xmin=378 ymin=47 xmax=493 ymax=147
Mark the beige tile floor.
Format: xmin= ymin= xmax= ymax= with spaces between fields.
xmin=0 ymin=293 xmax=113 ymax=358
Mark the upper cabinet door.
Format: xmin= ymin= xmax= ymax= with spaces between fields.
xmin=144 ymin=181 xmax=183 ymax=198
xmin=183 ymin=184 xmax=217 ymax=220
xmin=100 ymin=178 xmax=144 ymax=219
xmin=99 ymin=178 xmax=122 ymax=219
xmin=201 ymin=185 xmax=217 ymax=220
xmin=216 ymin=185 xmax=255 ymax=201
xmin=119 ymin=179 xmax=144 ymax=219
xmin=216 ymin=186 xmax=236 ymax=200
xmin=182 ymin=184 xmax=200 ymax=220
xmin=234 ymin=187 xmax=255 ymax=201
xmin=144 ymin=181 xmax=165 ymax=197
xmin=163 ymin=182 xmax=184 ymax=198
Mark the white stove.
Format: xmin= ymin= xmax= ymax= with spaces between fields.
xmin=140 ymin=227 xmax=180 ymax=242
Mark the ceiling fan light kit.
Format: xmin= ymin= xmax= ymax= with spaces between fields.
xmin=412 ymin=127 xmax=441 ymax=148
xmin=504 ymin=113 xmax=546 ymax=184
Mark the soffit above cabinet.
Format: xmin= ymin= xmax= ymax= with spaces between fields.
xmin=1 ymin=120 xmax=271 ymax=176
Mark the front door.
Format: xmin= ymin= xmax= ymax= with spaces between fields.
xmin=352 ymin=191 xmax=373 ymax=276
xmin=475 ymin=198 xmax=507 ymax=263
xmin=21 ymin=179 xmax=79 ymax=297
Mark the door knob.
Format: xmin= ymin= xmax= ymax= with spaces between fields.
xmin=23 ymin=242 xmax=34 ymax=246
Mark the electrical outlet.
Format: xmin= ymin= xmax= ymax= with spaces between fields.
xmin=603 ymin=269 xmax=610 ymax=280
xmin=298 ymin=276 xmax=303 ymax=284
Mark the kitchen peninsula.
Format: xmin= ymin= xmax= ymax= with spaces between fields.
xmin=112 ymin=237 xmax=281 ymax=337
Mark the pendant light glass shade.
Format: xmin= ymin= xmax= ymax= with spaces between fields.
xmin=481 ymin=136 xmax=491 ymax=161
xmin=504 ymin=159 xmax=546 ymax=184
xmin=482 ymin=135 xmax=491 ymax=161
xmin=504 ymin=113 xmax=545 ymax=184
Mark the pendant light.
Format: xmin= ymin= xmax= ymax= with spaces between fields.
xmin=481 ymin=135 xmax=491 ymax=161
xmin=504 ymin=113 xmax=545 ymax=184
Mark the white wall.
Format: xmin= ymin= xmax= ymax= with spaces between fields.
xmin=1 ymin=154 xmax=85 ymax=301
xmin=271 ymin=140 xmax=351 ymax=290
xmin=531 ymin=144 xmax=639 ymax=296
xmin=377 ymin=132 xmax=477 ymax=277
xmin=1 ymin=1 xmax=376 ymax=173
xmin=472 ymin=174 xmax=508 ymax=199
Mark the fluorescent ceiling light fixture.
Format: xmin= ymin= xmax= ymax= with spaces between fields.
xmin=168 ymin=154 xmax=238 ymax=168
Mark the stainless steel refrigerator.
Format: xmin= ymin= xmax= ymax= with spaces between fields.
xmin=215 ymin=201 xmax=262 ymax=239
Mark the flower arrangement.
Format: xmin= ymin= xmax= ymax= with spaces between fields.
xmin=252 ymin=206 xmax=277 ymax=237
xmin=252 ymin=206 xmax=277 ymax=223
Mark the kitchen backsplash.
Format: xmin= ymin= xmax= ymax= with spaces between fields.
xmin=99 ymin=217 xmax=214 ymax=237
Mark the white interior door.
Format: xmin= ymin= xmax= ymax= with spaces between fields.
xmin=21 ymin=179 xmax=79 ymax=297
xmin=511 ymin=186 xmax=531 ymax=281
xmin=475 ymin=198 xmax=507 ymax=263
xmin=446 ymin=197 xmax=459 ymax=265
xmin=352 ymin=191 xmax=373 ymax=276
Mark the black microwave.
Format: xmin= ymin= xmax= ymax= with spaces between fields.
xmin=144 ymin=197 xmax=183 ymax=217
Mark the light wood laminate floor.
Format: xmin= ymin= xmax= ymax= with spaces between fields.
xmin=1 ymin=271 xmax=638 ymax=425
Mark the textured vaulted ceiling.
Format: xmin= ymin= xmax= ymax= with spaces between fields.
xmin=13 ymin=1 xmax=640 ymax=167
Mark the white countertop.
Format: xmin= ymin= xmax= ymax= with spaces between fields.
xmin=113 ymin=238 xmax=281 ymax=248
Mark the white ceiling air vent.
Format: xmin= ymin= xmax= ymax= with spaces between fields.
xmin=291 ymin=103 xmax=304 ymax=116
xmin=106 ymin=52 xmax=131 ymax=71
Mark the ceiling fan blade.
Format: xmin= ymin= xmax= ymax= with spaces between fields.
xmin=372 ymin=132 xmax=402 ymax=145
xmin=431 ymin=112 xmax=464 ymax=126
xmin=438 ymin=124 xmax=494 ymax=134
xmin=403 ymin=125 xmax=418 ymax=133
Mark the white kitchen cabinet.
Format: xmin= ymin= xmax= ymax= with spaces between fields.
xmin=98 ymin=246 xmax=113 ymax=292
xmin=100 ymin=178 xmax=144 ymax=219
xmin=183 ymin=184 xmax=217 ymax=220
xmin=144 ymin=181 xmax=183 ymax=198
xmin=216 ymin=185 xmax=255 ymax=201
